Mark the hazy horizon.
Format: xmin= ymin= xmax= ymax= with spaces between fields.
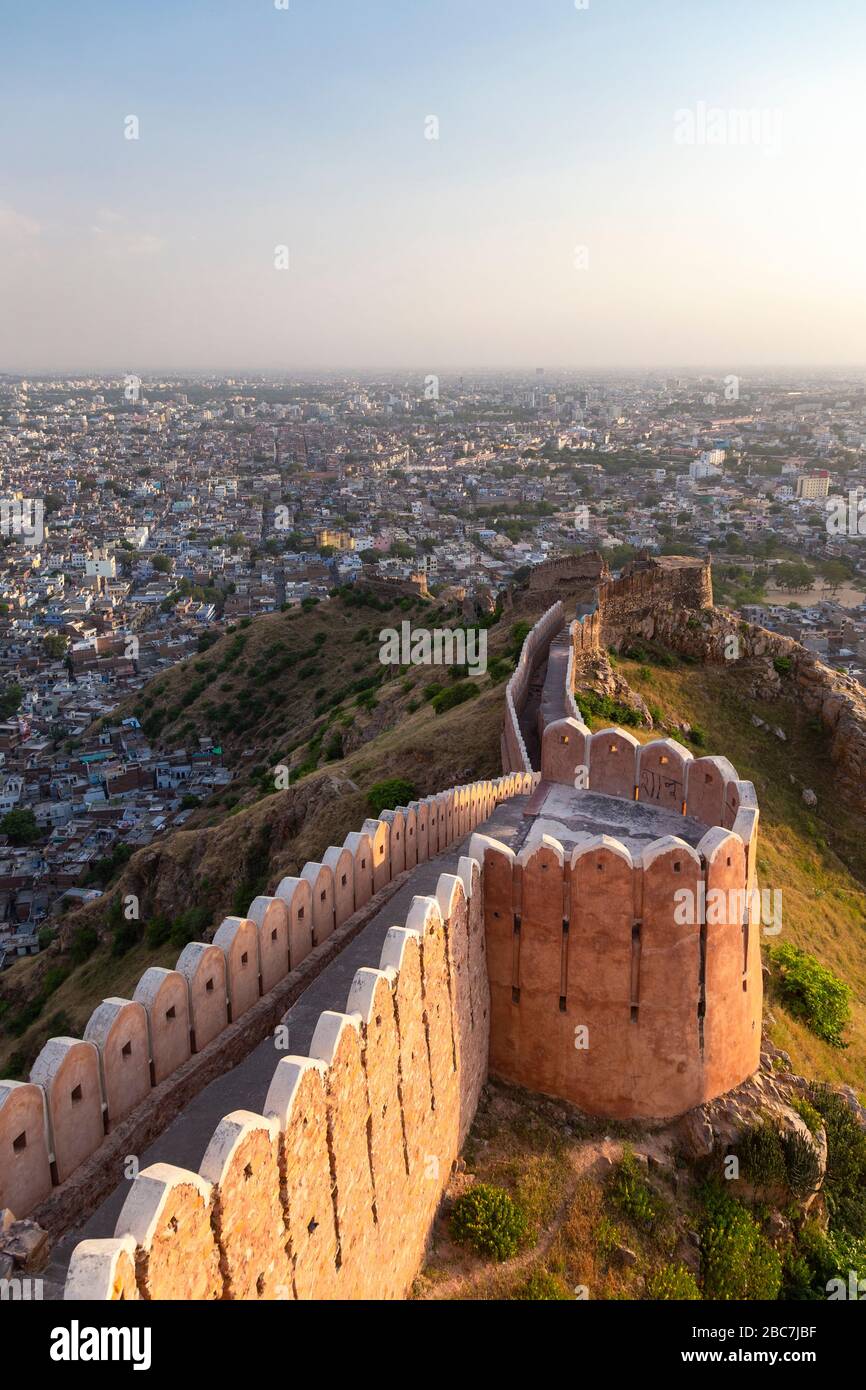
xmin=2 ymin=0 xmax=865 ymax=374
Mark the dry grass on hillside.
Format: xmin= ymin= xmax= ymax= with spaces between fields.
xmin=416 ymin=1080 xmax=697 ymax=1301
xmin=617 ymin=654 xmax=866 ymax=1098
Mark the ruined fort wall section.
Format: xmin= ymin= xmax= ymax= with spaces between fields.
xmin=64 ymin=856 xmax=491 ymax=1301
xmin=2 ymin=775 xmax=533 ymax=1220
xmin=563 ymin=558 xmax=713 ymax=676
xmin=472 ymin=825 xmax=761 ymax=1121
xmin=598 ymin=559 xmax=713 ymax=651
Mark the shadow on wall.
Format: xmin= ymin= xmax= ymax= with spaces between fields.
xmin=0 ymin=773 xmax=538 ymax=1221
xmin=502 ymin=602 xmax=567 ymax=773
xmin=63 ymin=853 xmax=495 ymax=1300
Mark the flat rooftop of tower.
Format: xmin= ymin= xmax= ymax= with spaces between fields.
xmin=523 ymin=782 xmax=710 ymax=856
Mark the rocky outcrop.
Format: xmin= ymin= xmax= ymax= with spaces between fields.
xmin=576 ymin=651 xmax=653 ymax=727
xmin=676 ymin=1042 xmax=835 ymax=1219
xmin=649 ymin=605 xmax=866 ymax=813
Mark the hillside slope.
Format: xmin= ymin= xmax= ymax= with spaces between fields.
xmin=0 ymin=591 xmax=527 ymax=1075
xmin=607 ymin=648 xmax=866 ymax=1097
xmin=3 ymin=597 xmax=865 ymax=1111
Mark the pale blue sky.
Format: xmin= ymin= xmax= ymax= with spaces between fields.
xmin=1 ymin=0 xmax=864 ymax=371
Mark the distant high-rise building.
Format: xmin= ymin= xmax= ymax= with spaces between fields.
xmin=796 ymin=472 xmax=830 ymax=499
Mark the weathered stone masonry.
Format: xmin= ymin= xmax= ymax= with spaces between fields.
xmin=15 ymin=567 xmax=779 ymax=1298
xmin=63 ymin=848 xmax=499 ymax=1300
xmin=0 ymin=775 xmax=530 ymax=1222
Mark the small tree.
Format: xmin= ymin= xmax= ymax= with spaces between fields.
xmin=43 ymin=632 xmax=68 ymax=659
xmin=0 ymin=807 xmax=40 ymax=845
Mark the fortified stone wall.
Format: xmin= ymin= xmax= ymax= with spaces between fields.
xmin=472 ymin=820 xmax=762 ymax=1121
xmin=62 ymin=798 xmax=523 ymax=1300
xmin=502 ymin=601 xmax=567 ymax=772
xmin=0 ymin=774 xmax=535 ymax=1222
xmin=567 ymin=555 xmax=713 ymax=667
xmin=49 ymin=551 xmax=775 ymax=1299
xmin=600 ymin=555 xmax=713 ymax=649
xmin=527 ymin=550 xmax=608 ymax=598
xmin=540 ymin=718 xmax=758 ymax=848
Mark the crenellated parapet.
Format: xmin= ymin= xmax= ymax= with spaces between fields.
xmin=0 ymin=772 xmax=537 ymax=1221
xmin=502 ymin=601 xmax=568 ymax=772
xmin=62 ymin=856 xmax=491 ymax=1301
xmin=471 ymin=816 xmax=762 ymax=1122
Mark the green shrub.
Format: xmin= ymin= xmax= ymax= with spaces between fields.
xmin=809 ymin=1086 xmax=866 ymax=1235
xmin=646 ymin=1263 xmax=701 ymax=1301
xmin=145 ymin=914 xmax=173 ymax=949
xmin=170 ymin=905 xmax=211 ymax=949
xmin=699 ymin=1185 xmax=782 ymax=1300
xmin=783 ymin=1221 xmax=866 ymax=1299
xmin=9 ymin=999 xmax=46 ymax=1035
xmin=791 ymin=1097 xmax=822 ymax=1136
xmin=487 ymin=656 xmax=513 ymax=684
xmin=450 ymin=1183 xmax=528 ymax=1262
xmin=323 ymin=733 xmax=344 ymax=761
xmin=111 ymin=919 xmax=142 ymax=957
xmin=431 ymin=682 xmax=479 ymax=715
xmin=509 ymin=621 xmax=532 ymax=655
xmin=42 ymin=967 xmax=70 ymax=997
xmin=513 ymin=1269 xmax=572 ymax=1300
xmin=367 ymin=778 xmax=416 ymax=816
xmin=770 ymin=943 xmax=851 ymax=1047
xmin=575 ymin=689 xmax=641 ymax=728
xmin=609 ymin=1147 xmax=664 ymax=1229
xmin=70 ymin=925 xmax=99 ymax=966
xmin=781 ymin=1129 xmax=821 ymax=1199
xmin=739 ymin=1123 xmax=787 ymax=1192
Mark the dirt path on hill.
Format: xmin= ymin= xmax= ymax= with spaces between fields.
xmin=417 ymin=1138 xmax=624 ymax=1300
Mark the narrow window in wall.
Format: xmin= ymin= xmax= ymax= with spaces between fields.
xmin=560 ymin=916 xmax=569 ymax=1012
xmin=697 ymin=864 xmax=708 ymax=1051
xmin=13 ymin=1131 xmax=26 ymax=1153
xmin=121 ymin=1040 xmax=132 ymax=1059
xmin=630 ymin=923 xmax=641 ymax=1023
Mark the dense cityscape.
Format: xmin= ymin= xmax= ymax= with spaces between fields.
xmin=1 ymin=369 xmax=865 ymax=964
xmin=4 ymin=0 xmax=866 ymax=1348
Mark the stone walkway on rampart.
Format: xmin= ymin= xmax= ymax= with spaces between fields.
xmin=539 ymin=628 xmax=572 ymax=730
xmin=43 ymin=794 xmax=535 ymax=1293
